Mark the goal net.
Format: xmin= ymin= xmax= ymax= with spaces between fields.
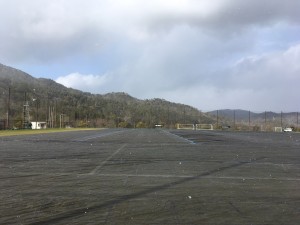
xmin=176 ymin=124 xmax=195 ymax=130
xmin=195 ymin=124 xmax=213 ymax=130
xmin=176 ymin=124 xmax=214 ymax=130
xmin=274 ymin=127 xmax=283 ymax=132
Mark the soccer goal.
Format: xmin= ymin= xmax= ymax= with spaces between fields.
xmin=176 ymin=124 xmax=195 ymax=130
xmin=274 ymin=127 xmax=283 ymax=132
xmin=195 ymin=124 xmax=214 ymax=130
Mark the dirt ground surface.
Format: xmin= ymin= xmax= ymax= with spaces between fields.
xmin=1 ymin=129 xmax=299 ymax=225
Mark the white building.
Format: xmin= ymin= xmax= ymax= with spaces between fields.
xmin=31 ymin=122 xmax=47 ymax=129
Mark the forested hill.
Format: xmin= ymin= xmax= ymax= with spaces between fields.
xmin=0 ymin=63 xmax=212 ymax=129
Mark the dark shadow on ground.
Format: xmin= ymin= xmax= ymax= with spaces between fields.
xmin=29 ymin=157 xmax=266 ymax=225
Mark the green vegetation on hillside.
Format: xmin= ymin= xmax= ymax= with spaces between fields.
xmin=0 ymin=63 xmax=212 ymax=129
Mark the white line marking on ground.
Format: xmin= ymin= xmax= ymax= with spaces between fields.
xmin=72 ymin=130 xmax=126 ymax=142
xmin=12 ymin=172 xmax=300 ymax=182
xmin=84 ymin=173 xmax=300 ymax=181
xmin=92 ymin=173 xmax=193 ymax=178
xmin=207 ymin=176 xmax=300 ymax=181
xmin=160 ymin=130 xmax=195 ymax=145
xmin=89 ymin=144 xmax=127 ymax=175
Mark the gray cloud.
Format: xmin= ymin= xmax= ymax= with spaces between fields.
xmin=146 ymin=0 xmax=300 ymax=33
xmin=0 ymin=0 xmax=107 ymax=63
xmin=0 ymin=0 xmax=299 ymax=111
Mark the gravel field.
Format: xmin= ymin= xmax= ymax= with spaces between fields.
xmin=1 ymin=129 xmax=299 ymax=225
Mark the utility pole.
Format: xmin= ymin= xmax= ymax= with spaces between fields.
xmin=183 ymin=107 xmax=186 ymax=124
xmin=297 ymin=112 xmax=299 ymax=129
xmin=248 ymin=110 xmax=251 ymax=131
xmin=167 ymin=107 xmax=170 ymax=128
xmin=6 ymin=87 xmax=11 ymax=129
xmin=60 ymin=114 xmax=61 ymax=128
xmin=217 ymin=110 xmax=219 ymax=129
xmin=264 ymin=111 xmax=267 ymax=131
xmin=233 ymin=110 xmax=236 ymax=131
xmin=60 ymin=114 xmax=64 ymax=128
xmin=49 ymin=106 xmax=55 ymax=128
xmin=281 ymin=111 xmax=283 ymax=128
xmin=86 ymin=114 xmax=89 ymax=128
xmin=46 ymin=93 xmax=49 ymax=127
xmin=33 ymin=89 xmax=38 ymax=129
xmin=55 ymin=99 xmax=57 ymax=128
xmin=37 ymin=99 xmax=39 ymax=126
xmin=23 ymin=92 xmax=30 ymax=129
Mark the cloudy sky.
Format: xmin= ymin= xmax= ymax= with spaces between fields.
xmin=0 ymin=0 xmax=299 ymax=112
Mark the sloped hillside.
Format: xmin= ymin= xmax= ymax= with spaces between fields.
xmin=0 ymin=63 xmax=212 ymax=129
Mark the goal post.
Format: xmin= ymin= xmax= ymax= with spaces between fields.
xmin=176 ymin=123 xmax=214 ymax=130
xmin=274 ymin=127 xmax=283 ymax=132
xmin=195 ymin=124 xmax=213 ymax=130
xmin=176 ymin=124 xmax=195 ymax=130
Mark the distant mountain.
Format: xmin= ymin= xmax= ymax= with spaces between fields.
xmin=208 ymin=109 xmax=252 ymax=120
xmin=0 ymin=63 xmax=35 ymax=83
xmin=0 ymin=63 xmax=213 ymax=129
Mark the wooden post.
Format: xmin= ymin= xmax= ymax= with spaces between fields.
xmin=248 ymin=110 xmax=251 ymax=131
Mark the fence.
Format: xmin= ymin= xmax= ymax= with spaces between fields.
xmin=209 ymin=110 xmax=299 ymax=132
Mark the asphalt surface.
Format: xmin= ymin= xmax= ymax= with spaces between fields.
xmin=0 ymin=129 xmax=299 ymax=225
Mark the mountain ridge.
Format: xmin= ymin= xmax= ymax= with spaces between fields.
xmin=0 ymin=63 xmax=211 ymax=129
xmin=208 ymin=109 xmax=299 ymax=120
xmin=208 ymin=109 xmax=299 ymax=130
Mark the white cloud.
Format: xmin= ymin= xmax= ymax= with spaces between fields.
xmin=1 ymin=0 xmax=300 ymax=111
xmin=231 ymin=43 xmax=300 ymax=89
xmin=56 ymin=73 xmax=112 ymax=93
xmin=55 ymin=43 xmax=300 ymax=111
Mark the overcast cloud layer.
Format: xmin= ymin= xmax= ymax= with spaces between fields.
xmin=1 ymin=0 xmax=299 ymax=111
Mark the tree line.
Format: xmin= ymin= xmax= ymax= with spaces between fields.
xmin=0 ymin=77 xmax=211 ymax=129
